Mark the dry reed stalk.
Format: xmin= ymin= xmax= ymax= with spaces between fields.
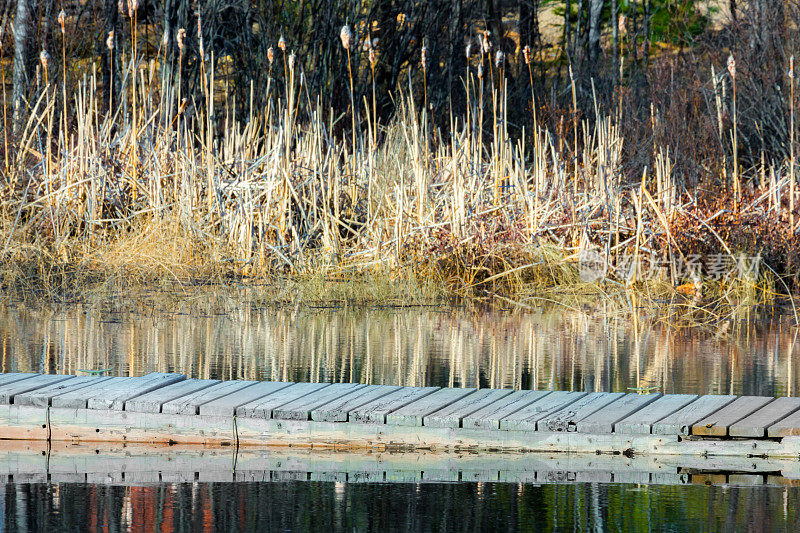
xmin=791 ymin=55 xmax=796 ymax=230
xmin=728 ymin=54 xmax=739 ymax=207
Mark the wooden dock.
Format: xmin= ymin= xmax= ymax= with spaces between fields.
xmin=2 ymin=372 xmax=800 ymax=459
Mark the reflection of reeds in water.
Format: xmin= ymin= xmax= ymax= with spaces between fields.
xmin=0 ymin=301 xmax=797 ymax=395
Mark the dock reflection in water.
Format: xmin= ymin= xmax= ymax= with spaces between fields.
xmin=2 ymin=477 xmax=799 ymax=531
xmin=0 ymin=299 xmax=797 ymax=396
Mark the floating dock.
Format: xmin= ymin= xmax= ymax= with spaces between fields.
xmin=1 ymin=372 xmax=800 ymax=459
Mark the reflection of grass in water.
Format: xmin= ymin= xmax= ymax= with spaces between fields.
xmin=0 ymin=290 xmax=796 ymax=396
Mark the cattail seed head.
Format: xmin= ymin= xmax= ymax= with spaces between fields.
xmin=727 ymin=54 xmax=736 ymax=80
xmin=340 ymin=25 xmax=352 ymax=50
xmin=58 ymin=10 xmax=66 ymax=33
xmin=177 ymin=28 xmax=186 ymax=51
xmin=421 ymin=44 xmax=427 ymax=70
xmin=523 ymin=45 xmax=531 ymax=65
xmin=619 ymin=14 xmax=627 ymax=37
xmin=118 ymin=0 xmax=124 ymax=14
xmin=465 ymin=42 xmax=472 ymax=59
xmin=278 ymin=35 xmax=286 ymax=52
xmin=481 ymin=31 xmax=491 ymax=54
xmin=106 ymin=31 xmax=115 ymax=51
xmin=495 ymin=50 xmax=503 ymax=68
xmin=790 ymin=55 xmax=795 ymax=80
xmin=197 ymin=15 xmax=202 ymax=39
xmin=39 ymin=49 xmax=50 ymax=70
xmin=268 ymin=46 xmax=274 ymax=65
xmin=477 ymin=63 xmax=483 ymax=79
xmin=128 ymin=0 xmax=138 ymax=18
xmin=288 ymin=51 xmax=296 ymax=71
xmin=369 ymin=48 xmax=376 ymax=68
xmin=162 ymin=30 xmax=169 ymax=47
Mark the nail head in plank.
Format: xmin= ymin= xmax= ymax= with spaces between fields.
xmin=0 ymin=374 xmax=76 ymax=404
xmin=536 ymin=392 xmax=625 ymax=432
xmin=730 ymin=397 xmax=800 ymax=438
xmin=387 ymin=388 xmax=476 ymax=427
xmin=462 ymin=390 xmax=553 ymax=430
xmin=577 ymin=393 xmax=663 ymax=433
xmin=614 ymin=394 xmax=699 ymax=434
xmin=500 ymin=391 xmax=588 ymax=431
xmin=200 ymin=381 xmax=295 ymax=417
xmin=14 ymin=376 xmax=114 ymax=408
xmin=692 ymin=396 xmax=775 ymax=436
xmin=236 ymin=382 xmax=330 ymax=419
xmin=125 ymin=379 xmax=222 ymax=413
xmin=424 ymin=389 xmax=515 ymax=428
xmin=348 ymin=386 xmax=440 ymax=424
xmin=652 ymin=395 xmax=738 ymax=435
xmin=767 ymin=402 xmax=800 ymax=437
xmin=0 ymin=374 xmax=38 ymax=387
xmin=273 ymin=383 xmax=365 ymax=421
xmin=311 ymin=385 xmax=402 ymax=422
xmin=162 ymin=380 xmax=258 ymax=415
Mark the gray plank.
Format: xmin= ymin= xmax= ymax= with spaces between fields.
xmin=692 ymin=396 xmax=775 ymax=437
xmin=462 ymin=390 xmax=553 ymax=430
xmin=614 ymin=394 xmax=699 ymax=434
xmin=125 ymin=379 xmax=222 ymax=413
xmin=730 ymin=397 xmax=800 ymax=437
xmin=387 ymin=388 xmax=477 ymax=427
xmin=201 ymin=381 xmax=295 ymax=417
xmin=576 ymin=393 xmax=663 ymax=433
xmin=349 ymin=386 xmax=440 ymax=424
xmin=424 ymin=389 xmax=515 ymax=428
xmin=652 ymin=395 xmax=738 ymax=435
xmin=236 ymin=383 xmax=330 ymax=419
xmin=536 ymin=392 xmax=625 ymax=432
xmin=273 ymin=383 xmax=365 ymax=420
xmin=0 ymin=374 xmax=76 ymax=404
xmin=52 ymin=373 xmax=185 ymax=410
xmin=14 ymin=376 xmax=114 ymax=408
xmin=310 ymin=385 xmax=402 ymax=422
xmin=767 ymin=403 xmax=800 ymax=437
xmin=162 ymin=380 xmax=257 ymax=415
xmin=0 ymin=373 xmax=38 ymax=387
xmin=500 ymin=391 xmax=588 ymax=430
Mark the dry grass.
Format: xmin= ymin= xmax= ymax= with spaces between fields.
xmin=0 ymin=44 xmax=795 ymax=318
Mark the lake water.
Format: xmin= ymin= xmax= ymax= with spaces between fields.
xmin=0 ymin=295 xmax=798 ymax=530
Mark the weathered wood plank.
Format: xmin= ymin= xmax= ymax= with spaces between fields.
xmin=462 ymin=390 xmax=552 ymax=430
xmin=51 ymin=373 xmax=185 ymax=410
xmin=86 ymin=373 xmax=186 ymax=410
xmin=0 ymin=374 xmax=76 ymax=404
xmin=14 ymin=376 xmax=113 ymax=408
xmin=691 ymin=396 xmax=775 ymax=437
xmin=729 ymin=397 xmax=800 ymax=438
xmin=576 ymin=393 xmax=663 ymax=434
xmin=310 ymin=385 xmax=402 ymax=422
xmin=162 ymin=380 xmax=257 ymax=415
xmin=348 ymin=386 xmax=441 ymax=424
xmin=0 ymin=373 xmax=38 ymax=387
xmin=614 ymin=394 xmax=699 ymax=434
xmin=273 ymin=383 xmax=365 ymax=421
xmin=125 ymin=379 xmax=222 ymax=413
xmin=536 ymin=392 xmax=625 ymax=432
xmin=236 ymin=383 xmax=330 ymax=419
xmin=424 ymin=389 xmax=515 ymax=428
xmin=200 ymin=381 xmax=295 ymax=417
xmin=387 ymin=388 xmax=476 ymax=427
xmin=652 ymin=395 xmax=738 ymax=435
xmin=500 ymin=391 xmax=587 ymax=431
xmin=767 ymin=404 xmax=800 ymax=437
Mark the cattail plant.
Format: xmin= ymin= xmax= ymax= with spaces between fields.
xmin=40 ymin=49 xmax=50 ymax=86
xmin=177 ymin=28 xmax=186 ymax=116
xmin=421 ymin=42 xmax=428 ymax=114
xmin=791 ymin=55 xmax=796 ymax=230
xmin=1 ymin=38 xmax=8 ymax=175
xmin=341 ymin=25 xmax=357 ymax=160
xmin=106 ymin=31 xmax=115 ymax=115
xmin=728 ymin=54 xmax=739 ymax=206
xmin=368 ymin=39 xmax=378 ymax=149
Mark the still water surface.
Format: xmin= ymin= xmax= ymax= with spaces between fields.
xmin=0 ymin=297 xmax=798 ymax=531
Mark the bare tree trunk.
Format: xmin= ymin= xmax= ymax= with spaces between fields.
xmin=12 ymin=0 xmax=34 ymax=132
xmin=730 ymin=0 xmax=737 ymax=23
xmin=588 ymin=0 xmax=603 ymax=65
xmin=565 ymin=0 xmax=572 ymax=58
